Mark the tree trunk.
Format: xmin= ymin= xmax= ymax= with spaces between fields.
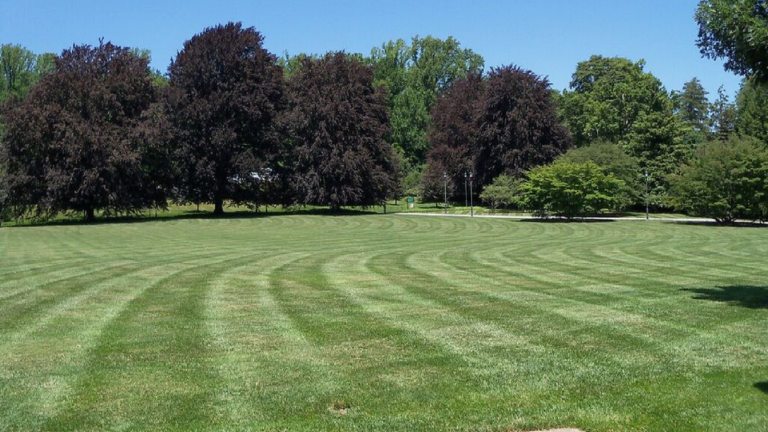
xmin=213 ymin=198 xmax=224 ymax=215
xmin=84 ymin=207 xmax=95 ymax=222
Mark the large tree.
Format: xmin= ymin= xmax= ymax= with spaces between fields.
xmin=2 ymin=41 xmax=165 ymax=221
xmin=286 ymin=52 xmax=399 ymax=210
xmin=369 ymin=36 xmax=483 ymax=169
xmin=736 ymin=76 xmax=768 ymax=143
xmin=560 ymin=56 xmax=691 ymax=204
xmin=696 ymin=0 xmax=768 ymax=81
xmin=422 ymin=73 xmax=484 ymax=200
xmin=167 ymin=22 xmax=285 ymax=214
xmin=473 ymin=65 xmax=571 ymax=187
xmin=672 ymin=77 xmax=710 ymax=140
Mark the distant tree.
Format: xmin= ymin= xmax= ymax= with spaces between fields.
xmin=518 ymin=161 xmax=625 ymax=220
xmin=369 ymin=36 xmax=483 ymax=169
xmin=560 ymin=56 xmax=691 ymax=205
xmin=696 ymin=0 xmax=768 ymax=81
xmin=560 ymin=56 xmax=671 ymax=147
xmin=286 ymin=52 xmax=399 ymax=210
xmin=473 ymin=65 xmax=571 ymax=188
xmin=710 ymin=85 xmax=738 ymax=141
xmin=422 ymin=73 xmax=484 ymax=200
xmin=558 ymin=141 xmax=640 ymax=209
xmin=0 ymin=44 xmax=36 ymax=101
xmin=736 ymin=76 xmax=768 ymax=143
xmin=167 ymin=22 xmax=285 ymax=214
xmin=2 ymin=41 xmax=165 ymax=221
xmin=672 ymin=77 xmax=710 ymax=140
xmin=670 ymin=137 xmax=768 ymax=223
xmin=479 ymin=174 xmax=518 ymax=212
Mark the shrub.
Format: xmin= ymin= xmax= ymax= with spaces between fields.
xmin=479 ymin=175 xmax=518 ymax=212
xmin=669 ymin=137 xmax=768 ymax=223
xmin=558 ymin=141 xmax=640 ymax=209
xmin=519 ymin=161 xmax=625 ymax=219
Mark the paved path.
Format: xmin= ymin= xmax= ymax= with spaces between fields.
xmin=395 ymin=212 xmax=762 ymax=224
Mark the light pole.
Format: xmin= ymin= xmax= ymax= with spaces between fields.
xmin=464 ymin=171 xmax=468 ymax=207
xmin=644 ymin=170 xmax=650 ymax=221
xmin=469 ymin=171 xmax=474 ymax=217
xmin=443 ymin=171 xmax=448 ymax=214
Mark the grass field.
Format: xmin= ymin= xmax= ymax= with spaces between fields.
xmin=1 ymin=214 xmax=767 ymax=431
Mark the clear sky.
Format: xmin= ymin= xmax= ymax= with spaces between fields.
xmin=1 ymin=0 xmax=742 ymax=99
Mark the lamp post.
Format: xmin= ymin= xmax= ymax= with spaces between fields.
xmin=443 ymin=171 xmax=448 ymax=214
xmin=464 ymin=171 xmax=468 ymax=207
xmin=469 ymin=171 xmax=474 ymax=217
xmin=643 ymin=170 xmax=650 ymax=221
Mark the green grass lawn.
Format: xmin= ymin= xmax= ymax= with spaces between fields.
xmin=1 ymin=214 xmax=766 ymax=431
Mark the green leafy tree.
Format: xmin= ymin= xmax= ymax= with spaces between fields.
xmin=167 ymin=22 xmax=285 ymax=214
xmin=369 ymin=36 xmax=483 ymax=169
xmin=560 ymin=56 xmax=691 ymax=204
xmin=672 ymin=77 xmax=710 ymax=141
xmin=519 ymin=161 xmax=625 ymax=219
xmin=558 ymin=141 xmax=639 ymax=209
xmin=696 ymin=0 xmax=768 ymax=81
xmin=0 ymin=44 xmax=36 ymax=101
xmin=710 ymin=85 xmax=738 ymax=140
xmin=479 ymin=174 xmax=518 ymax=212
xmin=286 ymin=52 xmax=399 ymax=210
xmin=736 ymin=76 xmax=768 ymax=143
xmin=670 ymin=137 xmax=768 ymax=223
xmin=2 ymin=41 xmax=166 ymax=221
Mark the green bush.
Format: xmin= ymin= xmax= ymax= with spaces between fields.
xmin=479 ymin=175 xmax=518 ymax=212
xmin=669 ymin=137 xmax=768 ymax=223
xmin=519 ymin=161 xmax=625 ymax=219
xmin=558 ymin=141 xmax=640 ymax=209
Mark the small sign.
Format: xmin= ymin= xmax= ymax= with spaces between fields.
xmin=406 ymin=196 xmax=415 ymax=209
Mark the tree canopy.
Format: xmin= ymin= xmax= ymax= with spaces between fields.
xmin=167 ymin=22 xmax=285 ymax=214
xmin=369 ymin=36 xmax=483 ymax=169
xmin=696 ymin=0 xmax=768 ymax=81
xmin=736 ymin=76 xmax=768 ymax=143
xmin=670 ymin=137 xmax=768 ymax=223
xmin=2 ymin=41 xmax=164 ymax=221
xmin=286 ymin=52 xmax=399 ymax=210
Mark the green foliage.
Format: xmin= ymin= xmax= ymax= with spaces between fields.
xmin=696 ymin=0 xmax=768 ymax=81
xmin=519 ymin=161 xmax=625 ymax=219
xmin=710 ymin=85 xmax=738 ymax=140
xmin=672 ymin=77 xmax=710 ymax=140
xmin=558 ymin=141 xmax=639 ymax=208
xmin=0 ymin=44 xmax=55 ymax=102
xmin=670 ymin=137 xmax=768 ymax=223
xmin=559 ymin=56 xmax=690 ymax=204
xmin=736 ymin=76 xmax=768 ymax=143
xmin=478 ymin=175 xmax=517 ymax=211
xmin=369 ymin=36 xmax=483 ymax=169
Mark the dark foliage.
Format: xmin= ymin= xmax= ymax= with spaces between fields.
xmin=167 ymin=22 xmax=285 ymax=214
xmin=423 ymin=73 xmax=484 ymax=200
xmin=286 ymin=52 xmax=399 ymax=210
xmin=2 ymin=41 xmax=166 ymax=221
xmin=473 ymin=66 xmax=572 ymax=188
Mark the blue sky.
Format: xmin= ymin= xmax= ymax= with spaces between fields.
xmin=1 ymin=0 xmax=742 ymax=99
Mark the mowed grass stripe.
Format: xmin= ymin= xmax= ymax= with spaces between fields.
xmin=0 ymin=214 xmax=766 ymax=431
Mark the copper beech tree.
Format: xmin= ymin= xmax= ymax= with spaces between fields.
xmin=2 ymin=41 xmax=166 ymax=221
xmin=286 ymin=53 xmax=399 ymax=210
xmin=167 ymin=22 xmax=285 ymax=214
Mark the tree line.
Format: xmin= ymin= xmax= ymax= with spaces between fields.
xmin=2 ymin=1 xmax=768 ymax=223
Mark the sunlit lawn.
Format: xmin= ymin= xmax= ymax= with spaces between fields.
xmin=1 ymin=214 xmax=766 ymax=431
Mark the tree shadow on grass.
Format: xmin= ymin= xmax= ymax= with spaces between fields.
xmin=667 ymin=221 xmax=767 ymax=228
xmin=682 ymin=285 xmax=768 ymax=309
xmin=755 ymin=382 xmax=768 ymax=394
xmin=519 ymin=218 xmax=615 ymax=223
xmin=2 ymin=207 xmax=382 ymax=229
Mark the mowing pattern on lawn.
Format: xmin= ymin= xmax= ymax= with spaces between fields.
xmin=0 ymin=215 xmax=766 ymax=431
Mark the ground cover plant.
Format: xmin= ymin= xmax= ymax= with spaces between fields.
xmin=0 ymin=214 xmax=766 ymax=431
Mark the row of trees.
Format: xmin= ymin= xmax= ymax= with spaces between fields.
xmin=1 ymin=24 xmax=399 ymax=221
xmin=3 ymin=1 xmax=768 ymax=222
